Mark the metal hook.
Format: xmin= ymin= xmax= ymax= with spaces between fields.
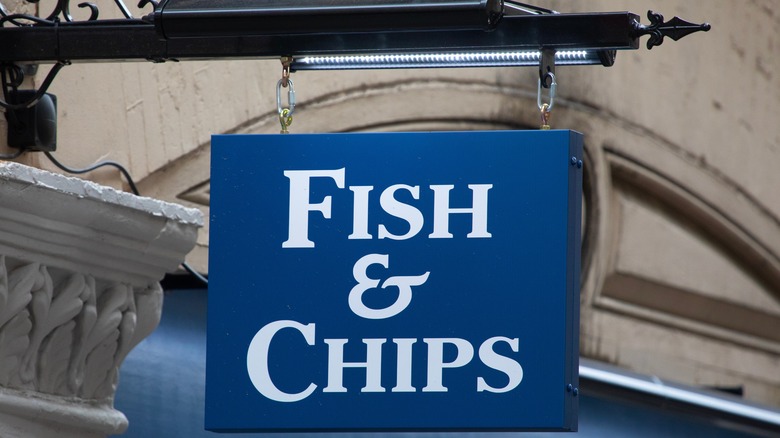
xmin=540 ymin=103 xmax=551 ymax=130
xmin=276 ymin=77 xmax=295 ymax=118
xmin=537 ymin=72 xmax=556 ymax=112
xmin=279 ymin=108 xmax=293 ymax=134
xmin=280 ymin=56 xmax=292 ymax=87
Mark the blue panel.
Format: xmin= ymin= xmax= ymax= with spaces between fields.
xmin=206 ymin=131 xmax=582 ymax=432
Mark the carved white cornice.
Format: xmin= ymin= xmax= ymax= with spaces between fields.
xmin=0 ymin=162 xmax=202 ymax=286
xmin=0 ymin=162 xmax=203 ymax=437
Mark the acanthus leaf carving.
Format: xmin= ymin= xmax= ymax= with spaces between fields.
xmin=38 ymin=320 xmax=76 ymax=395
xmin=19 ymin=265 xmax=54 ymax=385
xmin=79 ymin=284 xmax=134 ymax=398
xmin=1 ymin=260 xmax=37 ymax=326
xmin=0 ymin=312 xmax=32 ymax=386
xmin=68 ymin=274 xmax=98 ymax=394
xmin=120 ymin=284 xmax=161 ymax=364
xmin=0 ymin=255 xmax=163 ymax=400
xmin=0 ymin=260 xmax=40 ymax=387
xmin=97 ymin=283 xmax=139 ymax=399
xmin=28 ymin=273 xmax=88 ymax=390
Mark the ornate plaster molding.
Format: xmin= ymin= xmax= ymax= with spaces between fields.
xmin=0 ymin=162 xmax=202 ymax=437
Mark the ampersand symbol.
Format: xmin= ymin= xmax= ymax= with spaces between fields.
xmin=348 ymin=254 xmax=430 ymax=319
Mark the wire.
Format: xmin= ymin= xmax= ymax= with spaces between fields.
xmin=0 ymin=61 xmax=69 ymax=111
xmin=504 ymin=1 xmax=556 ymax=15
xmin=42 ymin=150 xmax=208 ymax=286
xmin=44 ymin=150 xmax=141 ymax=195
xmin=0 ymin=12 xmax=55 ymax=27
xmin=182 ymin=260 xmax=209 ymax=285
xmin=0 ymin=149 xmax=26 ymax=160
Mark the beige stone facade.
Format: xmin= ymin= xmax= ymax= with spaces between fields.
xmin=1 ymin=0 xmax=779 ymax=425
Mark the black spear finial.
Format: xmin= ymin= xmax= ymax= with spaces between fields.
xmin=633 ymin=10 xmax=712 ymax=49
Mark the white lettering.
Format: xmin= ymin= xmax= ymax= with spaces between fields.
xmin=324 ymin=338 xmax=386 ymax=393
xmin=423 ymin=338 xmax=474 ymax=392
xmin=477 ymin=337 xmax=524 ymax=393
xmin=247 ymin=326 xmax=525 ymax=401
xmin=246 ymin=320 xmax=317 ymax=402
xmin=348 ymin=254 xmax=430 ymax=320
xmin=392 ymin=338 xmax=417 ymax=393
xmin=429 ymin=184 xmax=493 ymax=239
xmin=348 ymin=185 xmax=373 ymax=240
xmin=282 ymin=168 xmax=345 ymax=248
xmin=378 ymin=184 xmax=424 ymax=240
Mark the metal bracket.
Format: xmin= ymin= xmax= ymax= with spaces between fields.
xmin=539 ymin=48 xmax=555 ymax=89
xmin=0 ymin=10 xmax=650 ymax=64
xmin=632 ymin=10 xmax=711 ymax=50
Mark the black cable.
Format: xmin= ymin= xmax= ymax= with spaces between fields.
xmin=3 ymin=64 xmax=24 ymax=136
xmin=0 ymin=149 xmax=25 ymax=160
xmin=42 ymin=150 xmax=208 ymax=286
xmin=0 ymin=61 xmax=69 ymax=110
xmin=0 ymin=13 xmax=55 ymax=27
xmin=182 ymin=260 xmax=209 ymax=286
xmin=1 ymin=64 xmax=24 ymax=91
xmin=44 ymin=150 xmax=141 ymax=195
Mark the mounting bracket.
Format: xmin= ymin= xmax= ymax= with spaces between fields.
xmin=0 ymin=0 xmax=710 ymax=149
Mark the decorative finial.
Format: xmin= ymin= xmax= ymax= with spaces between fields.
xmin=633 ymin=10 xmax=711 ymax=50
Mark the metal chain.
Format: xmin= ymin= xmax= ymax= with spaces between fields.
xmin=280 ymin=56 xmax=292 ymax=87
xmin=276 ymin=58 xmax=295 ymax=134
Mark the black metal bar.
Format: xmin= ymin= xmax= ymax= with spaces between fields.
xmin=155 ymin=0 xmax=505 ymax=38
xmin=0 ymin=12 xmax=639 ymax=63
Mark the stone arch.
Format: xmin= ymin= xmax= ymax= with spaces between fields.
xmin=139 ymin=76 xmax=780 ymax=354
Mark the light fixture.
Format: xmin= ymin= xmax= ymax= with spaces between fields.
xmin=154 ymin=0 xmax=505 ymax=39
xmin=292 ymin=49 xmax=609 ymax=71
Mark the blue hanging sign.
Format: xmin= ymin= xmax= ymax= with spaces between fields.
xmin=206 ymin=130 xmax=582 ymax=433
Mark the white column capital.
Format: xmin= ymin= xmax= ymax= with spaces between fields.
xmin=0 ymin=162 xmax=203 ymax=437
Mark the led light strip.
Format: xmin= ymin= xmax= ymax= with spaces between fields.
xmin=292 ymin=50 xmax=600 ymax=70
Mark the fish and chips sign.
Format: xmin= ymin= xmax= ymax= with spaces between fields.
xmin=206 ymin=130 xmax=582 ymax=432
